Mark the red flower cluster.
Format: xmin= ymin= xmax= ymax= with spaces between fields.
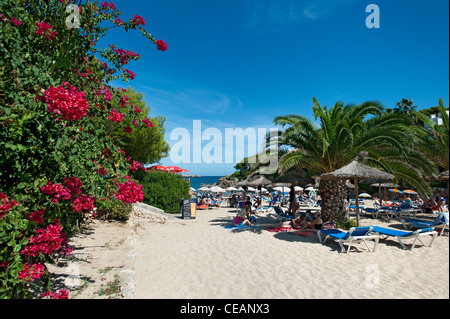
xmin=40 ymin=181 xmax=71 ymax=204
xmin=115 ymin=179 xmax=144 ymax=204
xmin=11 ymin=17 xmax=21 ymax=26
xmin=21 ymin=221 xmax=64 ymax=257
xmin=142 ymin=118 xmax=154 ymax=128
xmin=133 ymin=104 xmax=142 ymax=114
xmin=108 ymin=108 xmax=125 ymax=122
xmin=63 ymin=176 xmax=83 ymax=196
xmin=26 ymin=209 xmax=45 ymax=224
xmin=44 ymin=83 xmax=89 ymax=121
xmin=129 ymin=160 xmax=143 ymax=172
xmin=119 ymin=94 xmax=130 ymax=108
xmin=71 ymin=194 xmax=95 ymax=213
xmin=0 ymin=192 xmax=18 ymax=220
xmin=35 ymin=21 xmax=58 ymax=40
xmin=155 ymin=39 xmax=168 ymax=51
xmin=93 ymin=86 xmax=113 ymax=102
xmin=42 ymin=289 xmax=69 ymax=299
xmin=125 ymin=69 xmax=136 ymax=80
xmin=110 ymin=45 xmax=139 ymax=65
xmin=101 ymin=1 xmax=116 ymax=11
xmin=18 ymin=263 xmax=45 ymax=282
xmin=132 ymin=14 xmax=145 ymax=26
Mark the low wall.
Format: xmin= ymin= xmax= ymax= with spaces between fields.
xmin=129 ymin=202 xmax=169 ymax=225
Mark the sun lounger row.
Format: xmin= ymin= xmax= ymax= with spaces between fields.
xmin=317 ymin=212 xmax=448 ymax=253
xmin=318 ymin=226 xmax=438 ymax=253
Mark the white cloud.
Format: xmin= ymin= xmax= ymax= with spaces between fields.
xmin=243 ymin=0 xmax=360 ymax=27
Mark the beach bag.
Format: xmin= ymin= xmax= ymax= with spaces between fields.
xmin=322 ymin=219 xmax=336 ymax=230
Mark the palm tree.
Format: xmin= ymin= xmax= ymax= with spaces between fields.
xmin=394 ymin=98 xmax=418 ymax=115
xmin=269 ymin=97 xmax=434 ymax=221
xmin=413 ymin=98 xmax=449 ymax=173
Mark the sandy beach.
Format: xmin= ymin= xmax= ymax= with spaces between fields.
xmin=52 ymin=203 xmax=449 ymax=299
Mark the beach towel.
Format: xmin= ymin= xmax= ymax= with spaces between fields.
xmin=222 ymin=225 xmax=259 ymax=230
xmin=291 ymin=230 xmax=315 ymax=237
xmin=265 ymin=226 xmax=292 ymax=232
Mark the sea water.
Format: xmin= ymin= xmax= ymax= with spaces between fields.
xmin=184 ymin=176 xmax=222 ymax=190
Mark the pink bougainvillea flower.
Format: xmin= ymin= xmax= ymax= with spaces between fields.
xmin=35 ymin=21 xmax=57 ymax=40
xmin=71 ymin=194 xmax=95 ymax=213
xmin=19 ymin=263 xmax=45 ymax=282
xmin=101 ymin=1 xmax=116 ymax=11
xmin=124 ymin=69 xmax=136 ymax=80
xmin=21 ymin=220 xmax=65 ymax=257
xmin=11 ymin=17 xmax=21 ymax=26
xmin=26 ymin=209 xmax=45 ymax=224
xmin=107 ymin=108 xmax=125 ymax=122
xmin=42 ymin=289 xmax=69 ymax=299
xmin=142 ymin=118 xmax=154 ymax=128
xmin=155 ymin=39 xmax=168 ymax=51
xmin=1 ymin=192 xmax=18 ymax=220
xmin=115 ymin=180 xmax=144 ymax=204
xmin=44 ymin=83 xmax=89 ymax=121
xmin=132 ymin=14 xmax=145 ymax=26
xmin=123 ymin=127 xmax=132 ymax=133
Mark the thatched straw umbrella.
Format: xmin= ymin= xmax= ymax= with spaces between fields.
xmin=246 ymin=175 xmax=272 ymax=207
xmin=320 ymin=152 xmax=394 ymax=226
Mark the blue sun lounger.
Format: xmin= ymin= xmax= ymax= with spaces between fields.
xmin=317 ymin=226 xmax=379 ymax=253
xmin=370 ymin=226 xmax=438 ymax=250
xmin=273 ymin=206 xmax=294 ymax=221
xmin=401 ymin=212 xmax=449 ymax=236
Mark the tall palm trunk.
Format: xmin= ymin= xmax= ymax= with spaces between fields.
xmin=319 ymin=179 xmax=348 ymax=222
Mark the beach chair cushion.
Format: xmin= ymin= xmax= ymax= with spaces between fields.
xmin=370 ymin=226 xmax=438 ymax=250
xmin=318 ymin=227 xmax=378 ymax=253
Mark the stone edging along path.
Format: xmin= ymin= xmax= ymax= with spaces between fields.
xmin=120 ymin=202 xmax=175 ymax=299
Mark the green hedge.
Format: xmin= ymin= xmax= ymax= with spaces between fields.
xmin=132 ymin=171 xmax=190 ymax=214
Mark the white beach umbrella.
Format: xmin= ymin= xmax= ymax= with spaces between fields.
xmin=226 ymin=187 xmax=238 ymax=191
xmin=247 ymin=187 xmax=257 ymax=192
xmin=273 ymin=186 xmax=289 ymax=192
xmin=210 ymin=186 xmax=225 ymax=193
xmin=294 ymin=186 xmax=303 ymax=191
xmin=198 ymin=187 xmax=210 ymax=191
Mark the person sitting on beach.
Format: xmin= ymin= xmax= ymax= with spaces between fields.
xmin=383 ymin=197 xmax=399 ymax=207
xmin=295 ymin=211 xmax=323 ymax=232
xmin=198 ymin=196 xmax=207 ymax=206
xmin=425 ymin=197 xmax=438 ymax=213
xmin=233 ymin=201 xmax=253 ymax=227
xmin=290 ymin=213 xmax=306 ymax=230
xmin=416 ymin=196 xmax=424 ymax=208
xmin=401 ymin=194 xmax=412 ymax=202
xmin=436 ymin=196 xmax=447 ymax=212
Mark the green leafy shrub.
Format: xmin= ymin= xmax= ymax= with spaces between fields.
xmin=95 ymin=198 xmax=132 ymax=222
xmin=336 ymin=219 xmax=358 ymax=230
xmin=132 ymin=171 xmax=190 ymax=214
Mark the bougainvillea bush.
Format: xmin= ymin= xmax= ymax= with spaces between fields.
xmin=0 ymin=0 xmax=166 ymax=298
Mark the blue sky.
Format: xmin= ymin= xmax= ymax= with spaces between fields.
xmin=100 ymin=0 xmax=449 ymax=176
